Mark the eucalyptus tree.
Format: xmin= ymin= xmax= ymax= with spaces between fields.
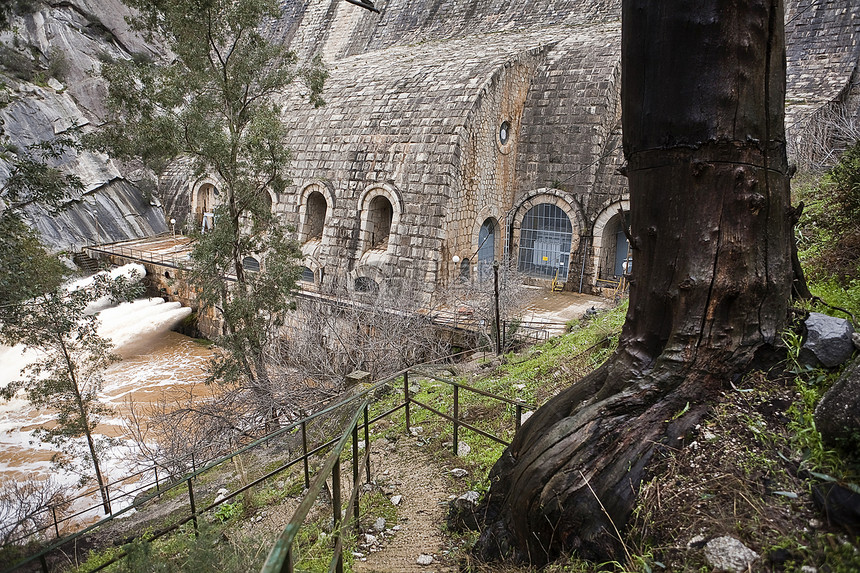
xmin=1 ymin=272 xmax=143 ymax=515
xmin=93 ymin=0 xmax=325 ymax=419
xmin=474 ymin=0 xmax=796 ymax=564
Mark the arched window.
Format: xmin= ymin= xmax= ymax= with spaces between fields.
xmin=195 ymin=183 xmax=218 ymax=229
xmin=305 ymin=191 xmax=327 ymax=240
xmin=242 ymin=256 xmax=261 ymax=273
xmin=301 ymin=266 xmax=315 ymax=283
xmin=459 ymin=258 xmax=471 ymax=282
xmin=367 ymin=196 xmax=393 ymax=249
xmin=478 ymin=218 xmax=497 ymax=280
xmin=355 ymin=276 xmax=379 ymax=294
xmin=517 ymin=204 xmax=573 ymax=280
xmin=602 ymin=212 xmax=632 ymax=279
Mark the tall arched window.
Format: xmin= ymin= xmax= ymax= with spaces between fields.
xmin=305 ymin=191 xmax=327 ymax=240
xmin=602 ymin=212 xmax=632 ymax=279
xmin=517 ymin=204 xmax=573 ymax=280
xmin=367 ymin=196 xmax=393 ymax=248
xmin=478 ymin=218 xmax=497 ymax=280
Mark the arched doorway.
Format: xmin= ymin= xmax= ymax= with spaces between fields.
xmin=477 ymin=217 xmax=497 ymax=280
xmin=517 ymin=204 xmax=573 ymax=280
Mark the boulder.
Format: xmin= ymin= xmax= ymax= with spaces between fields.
xmin=799 ymin=313 xmax=856 ymax=368
xmin=814 ymin=356 xmax=860 ymax=446
xmin=812 ymin=482 xmax=860 ymax=535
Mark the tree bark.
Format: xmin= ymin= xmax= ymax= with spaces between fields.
xmin=473 ymin=0 xmax=793 ymax=564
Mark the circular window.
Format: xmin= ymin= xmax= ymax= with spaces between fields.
xmin=499 ymin=121 xmax=511 ymax=145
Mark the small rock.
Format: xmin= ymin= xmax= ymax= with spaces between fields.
xmin=213 ymin=488 xmax=229 ymax=503
xmin=447 ymin=491 xmax=481 ymax=532
xmin=47 ymin=78 xmax=64 ymax=91
xmin=373 ymin=517 xmax=386 ymax=532
xmin=521 ymin=410 xmax=534 ymax=424
xmin=409 ymin=426 xmax=423 ymax=436
xmin=392 ymin=525 xmax=401 ymax=531
xmin=255 ymin=515 xmax=263 ymax=522
xmin=416 ymin=554 xmax=434 ymax=565
xmin=450 ymin=468 xmax=469 ymax=478
xmin=361 ymin=533 xmax=377 ymax=545
xmin=352 ymin=552 xmax=365 ymax=559
xmin=687 ymin=534 xmax=707 ymax=549
xmin=457 ymin=441 xmax=471 ymax=456
xmin=809 ymin=518 xmax=823 ymax=529
xmin=853 ymin=331 xmax=860 ymax=351
xmin=513 ymin=384 xmax=526 ymax=390
xmin=390 ymin=495 xmax=402 ymax=506
xmin=704 ymin=536 xmax=759 ymax=573
xmin=801 ymin=566 xmax=818 ymax=573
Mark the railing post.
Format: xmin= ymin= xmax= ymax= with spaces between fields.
xmin=332 ymin=457 xmax=343 ymax=573
xmin=301 ymin=421 xmax=310 ymax=489
xmin=155 ymin=466 xmax=160 ymax=492
xmin=51 ymin=505 xmax=60 ymax=539
xmin=516 ymin=403 xmax=523 ymax=431
xmin=187 ymin=478 xmax=198 ymax=535
xmin=404 ymin=372 xmax=411 ymax=435
xmin=352 ymin=423 xmax=360 ymax=525
xmin=363 ymin=405 xmax=371 ymax=483
xmin=285 ymin=546 xmax=293 ymax=573
xmin=453 ymin=384 xmax=459 ymax=456
xmin=39 ymin=554 xmax=48 ymax=573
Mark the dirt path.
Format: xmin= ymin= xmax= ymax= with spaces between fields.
xmin=354 ymin=438 xmax=460 ymax=573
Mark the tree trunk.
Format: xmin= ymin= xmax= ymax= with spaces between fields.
xmin=473 ymin=0 xmax=793 ymax=564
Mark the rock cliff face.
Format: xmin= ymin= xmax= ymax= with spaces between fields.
xmin=0 ymin=0 xmax=167 ymax=250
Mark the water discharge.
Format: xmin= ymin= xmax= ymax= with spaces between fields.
xmin=0 ymin=264 xmax=213 ymax=523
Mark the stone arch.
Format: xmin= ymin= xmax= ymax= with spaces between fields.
xmin=357 ymin=183 xmax=403 ymax=254
xmin=471 ymin=211 xmax=501 ymax=281
xmin=298 ymin=182 xmax=335 ymax=243
xmin=190 ymin=176 xmax=220 ymax=231
xmin=591 ymin=198 xmax=631 ymax=284
xmin=510 ymin=189 xmax=583 ymax=281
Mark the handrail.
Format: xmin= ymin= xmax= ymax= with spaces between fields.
xmin=4 ymin=357 xmax=547 ymax=572
xmin=258 ymin=367 xmax=534 ymax=572
xmin=260 ymin=400 xmax=369 ymax=573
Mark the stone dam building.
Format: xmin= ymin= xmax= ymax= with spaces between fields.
xmin=2 ymin=0 xmax=860 ymax=302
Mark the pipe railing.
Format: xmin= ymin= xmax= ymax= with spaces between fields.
xmin=259 ymin=369 xmax=535 ymax=573
xmin=4 ymin=356 xmax=546 ymax=572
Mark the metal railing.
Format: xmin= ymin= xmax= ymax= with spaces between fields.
xmin=260 ymin=368 xmax=535 ymax=573
xmin=85 ymin=241 xmax=192 ymax=270
xmin=3 ymin=363 xmax=534 ymax=573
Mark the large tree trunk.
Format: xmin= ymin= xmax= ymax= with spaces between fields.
xmin=473 ymin=0 xmax=793 ymax=564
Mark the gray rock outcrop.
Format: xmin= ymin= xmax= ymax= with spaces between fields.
xmin=814 ymin=356 xmax=860 ymax=446
xmin=0 ymin=1 xmax=168 ymax=250
xmin=800 ymin=313 xmax=856 ymax=368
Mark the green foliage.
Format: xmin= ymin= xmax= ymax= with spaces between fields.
xmin=0 ymin=270 xmax=143 ymax=506
xmin=90 ymin=0 xmax=327 ymax=401
xmin=796 ymin=141 xmax=860 ymax=285
xmin=213 ymin=500 xmax=242 ymax=522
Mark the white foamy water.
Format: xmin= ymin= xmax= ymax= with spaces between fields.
xmin=0 ymin=264 xmax=213 ymax=526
